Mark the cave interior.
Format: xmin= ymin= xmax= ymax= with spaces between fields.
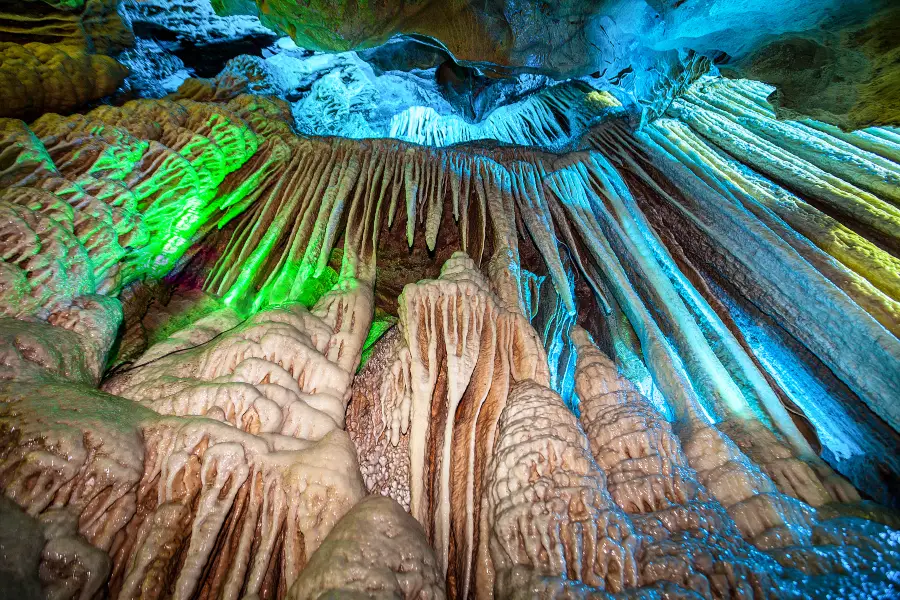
xmin=1 ymin=0 xmax=900 ymax=598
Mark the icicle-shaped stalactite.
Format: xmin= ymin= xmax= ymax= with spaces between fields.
xmin=577 ymin=80 xmax=900 ymax=502
xmin=389 ymin=82 xmax=622 ymax=149
xmin=640 ymin=84 xmax=900 ymax=440
xmin=541 ymin=152 xmax=850 ymax=508
xmin=201 ymin=135 xmax=582 ymax=323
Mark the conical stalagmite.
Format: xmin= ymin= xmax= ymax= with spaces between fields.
xmin=288 ymin=495 xmax=446 ymax=600
xmin=483 ymin=379 xmax=639 ymax=598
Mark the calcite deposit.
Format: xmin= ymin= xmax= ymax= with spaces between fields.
xmin=1 ymin=2 xmax=900 ymax=598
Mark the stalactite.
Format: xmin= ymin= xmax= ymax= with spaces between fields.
xmin=202 ymin=137 xmax=589 ymax=320
xmin=388 ymin=82 xmax=622 ymax=149
xmin=577 ymin=89 xmax=900 ymax=499
xmin=546 ymin=163 xmax=828 ymax=529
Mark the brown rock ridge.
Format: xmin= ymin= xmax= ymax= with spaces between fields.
xmin=0 ymin=43 xmax=127 ymax=120
xmin=0 ymin=0 xmax=130 ymax=119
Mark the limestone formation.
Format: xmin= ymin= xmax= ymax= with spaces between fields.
xmin=0 ymin=42 xmax=127 ymax=120
xmin=723 ymin=6 xmax=900 ymax=130
xmin=120 ymin=0 xmax=275 ymax=52
xmin=288 ymin=495 xmax=445 ymax=600
xmin=213 ymin=0 xmax=895 ymax=127
xmin=1 ymin=290 xmax=368 ymax=598
xmin=0 ymin=0 xmax=132 ymax=54
xmin=573 ymin=326 xmax=900 ymax=597
xmin=0 ymin=34 xmax=899 ymax=600
xmin=484 ymin=379 xmax=639 ymax=598
xmin=388 ymin=83 xmax=623 ymax=149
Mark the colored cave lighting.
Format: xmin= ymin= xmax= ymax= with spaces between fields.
xmin=1 ymin=22 xmax=899 ymax=595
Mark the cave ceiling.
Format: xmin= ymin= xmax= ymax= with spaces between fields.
xmin=210 ymin=0 xmax=899 ymax=130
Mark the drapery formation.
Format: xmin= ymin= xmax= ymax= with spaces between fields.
xmin=1 ymin=77 xmax=899 ymax=599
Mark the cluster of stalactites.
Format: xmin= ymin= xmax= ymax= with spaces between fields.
xmin=203 ymin=128 xmax=579 ymax=318
xmin=1 ymin=72 xmax=899 ymax=599
xmin=347 ymin=250 xmax=900 ymax=599
xmin=654 ymin=78 xmax=900 ymax=335
xmin=388 ymin=82 xmax=623 ymax=149
xmin=614 ymin=77 xmax=900 ymax=500
xmin=0 ymin=96 xmax=270 ymax=321
xmin=194 ymin=82 xmax=900 ymax=506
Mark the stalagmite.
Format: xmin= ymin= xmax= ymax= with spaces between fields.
xmin=346 ymin=327 xmax=412 ymax=509
xmin=288 ymin=495 xmax=446 ymax=600
xmin=1 ymin=310 xmax=367 ymax=599
xmin=376 ymin=252 xmax=549 ymax=597
xmin=573 ymin=325 xmax=900 ymax=597
xmin=483 ymin=379 xmax=638 ymax=598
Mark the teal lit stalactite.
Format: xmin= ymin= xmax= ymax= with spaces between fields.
xmin=628 ymin=87 xmax=900 ymax=447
